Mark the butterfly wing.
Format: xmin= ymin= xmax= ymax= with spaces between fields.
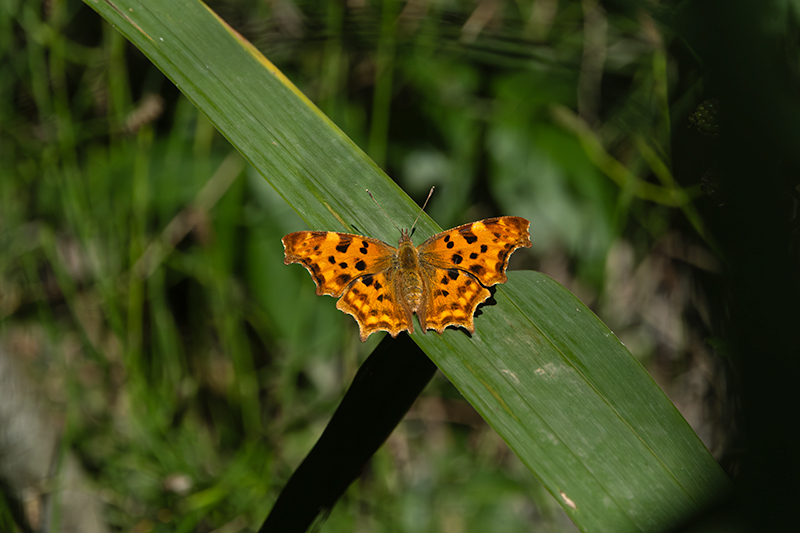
xmin=336 ymin=270 xmax=414 ymax=341
xmin=418 ymin=265 xmax=491 ymax=334
xmin=416 ymin=216 xmax=531 ymax=335
xmin=282 ymin=231 xmax=396 ymax=297
xmin=417 ymin=216 xmax=531 ymax=287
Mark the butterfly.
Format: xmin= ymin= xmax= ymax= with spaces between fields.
xmin=282 ymin=193 xmax=531 ymax=342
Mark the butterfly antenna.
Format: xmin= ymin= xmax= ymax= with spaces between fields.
xmin=409 ymin=186 xmax=435 ymax=235
xmin=366 ymin=189 xmax=402 ymax=233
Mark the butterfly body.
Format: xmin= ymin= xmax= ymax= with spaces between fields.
xmin=394 ymin=231 xmax=425 ymax=326
xmin=283 ymin=216 xmax=531 ymax=341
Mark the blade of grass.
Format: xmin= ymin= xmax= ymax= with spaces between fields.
xmin=418 ymin=272 xmax=731 ymax=528
xmin=84 ymin=1 xmax=731 ymax=529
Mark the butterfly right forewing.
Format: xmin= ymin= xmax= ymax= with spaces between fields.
xmin=418 ymin=217 xmax=531 ymax=287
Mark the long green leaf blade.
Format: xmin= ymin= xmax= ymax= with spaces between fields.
xmin=84 ymin=0 xmax=731 ymax=529
xmin=418 ymin=272 xmax=730 ymax=529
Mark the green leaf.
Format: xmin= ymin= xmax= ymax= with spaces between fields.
xmin=84 ymin=0 xmax=731 ymax=529
xmin=419 ymin=271 xmax=730 ymax=528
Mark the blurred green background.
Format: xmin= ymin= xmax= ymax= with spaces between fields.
xmin=0 ymin=0 xmax=735 ymax=531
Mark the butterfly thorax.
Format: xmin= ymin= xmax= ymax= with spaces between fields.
xmin=396 ymin=231 xmax=424 ymax=311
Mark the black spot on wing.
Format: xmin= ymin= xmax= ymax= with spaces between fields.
xmin=469 ymin=252 xmax=478 ymax=260
xmin=469 ymin=264 xmax=485 ymax=275
xmin=447 ymin=269 xmax=459 ymax=280
xmin=335 ymin=236 xmax=352 ymax=254
xmin=362 ymin=274 xmax=374 ymax=286
xmin=328 ymin=256 xmax=336 ymax=264
xmin=458 ymin=227 xmax=478 ymax=244
xmin=339 ymin=262 xmax=348 ymax=268
xmin=355 ymin=260 xmax=367 ymax=271
xmin=451 ymin=254 xmax=463 ymax=265
xmin=480 ymin=244 xmax=488 ymax=253
xmin=337 ymin=274 xmax=351 ymax=285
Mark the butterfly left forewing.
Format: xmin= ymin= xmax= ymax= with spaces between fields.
xmin=418 ymin=216 xmax=531 ymax=287
xmin=282 ymin=231 xmax=396 ymax=297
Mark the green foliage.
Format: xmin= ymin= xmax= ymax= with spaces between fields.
xmin=0 ymin=0 xmax=730 ymax=531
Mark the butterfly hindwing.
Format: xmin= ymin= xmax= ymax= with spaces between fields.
xmin=420 ymin=265 xmax=491 ymax=334
xmin=336 ymin=270 xmax=414 ymax=341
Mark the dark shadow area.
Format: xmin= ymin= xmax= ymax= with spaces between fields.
xmin=667 ymin=2 xmax=800 ymax=530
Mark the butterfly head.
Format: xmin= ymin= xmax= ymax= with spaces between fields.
xmin=398 ymin=228 xmax=414 ymax=246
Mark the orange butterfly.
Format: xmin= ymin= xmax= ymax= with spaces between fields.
xmin=282 ymin=194 xmax=531 ymax=341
